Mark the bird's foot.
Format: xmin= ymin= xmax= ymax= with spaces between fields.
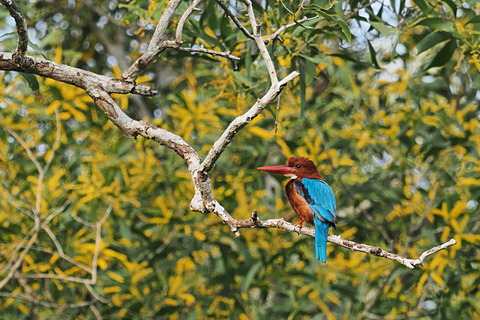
xmin=297 ymin=219 xmax=304 ymax=228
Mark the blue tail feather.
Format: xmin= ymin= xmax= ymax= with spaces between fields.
xmin=314 ymin=218 xmax=329 ymax=263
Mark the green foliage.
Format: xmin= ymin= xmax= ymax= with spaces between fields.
xmin=1 ymin=0 xmax=479 ymax=319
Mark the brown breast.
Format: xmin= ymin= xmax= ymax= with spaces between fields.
xmin=285 ymin=180 xmax=314 ymax=225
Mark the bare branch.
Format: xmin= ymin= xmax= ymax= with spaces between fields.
xmin=0 ymin=216 xmax=41 ymax=290
xmin=122 ymin=0 xmax=183 ymax=82
xmin=5 ymin=127 xmax=45 ymax=214
xmin=176 ymin=0 xmax=202 ymax=43
xmin=416 ymin=239 xmax=457 ymax=264
xmin=200 ymin=71 xmax=299 ymax=173
xmin=0 ymin=52 xmax=157 ymax=96
xmin=86 ymin=284 xmax=108 ymax=304
xmin=5 ymin=127 xmax=43 ymax=175
xmin=43 ymin=225 xmax=92 ymax=273
xmin=215 ymin=1 xmax=318 ymax=45
xmin=90 ymin=304 xmax=103 ymax=320
xmin=85 ymin=87 xmax=211 ymax=212
xmin=184 ymin=2 xmax=301 ymax=220
xmin=86 ymin=88 xmax=199 ymax=165
xmin=0 ymin=220 xmax=38 ymax=276
xmin=176 ymin=45 xmax=240 ymax=61
xmin=43 ymin=107 xmax=62 ymax=173
xmin=244 ymin=0 xmax=278 ymax=85
xmin=91 ymin=203 xmax=113 ymax=284
xmin=18 ymin=273 xmax=94 ymax=285
xmin=164 ymin=40 xmax=240 ymax=61
xmin=3 ymin=190 xmax=35 ymax=219
xmin=231 ymin=213 xmax=457 ymax=269
xmin=17 ymin=276 xmax=41 ymax=303
xmin=42 ymin=199 xmax=71 ymax=227
xmin=71 ymin=212 xmax=94 ymax=228
xmin=0 ymin=0 xmax=29 ymax=62
xmin=16 ymin=205 xmax=114 ymax=287
xmin=0 ymin=292 xmax=98 ymax=308
xmin=2 ymin=168 xmax=42 ymax=295
xmin=264 ymin=16 xmax=321 ymax=44
xmin=215 ymin=0 xmax=255 ymax=40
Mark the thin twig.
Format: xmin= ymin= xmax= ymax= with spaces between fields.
xmin=17 ymin=276 xmax=41 ymax=303
xmin=215 ymin=0 xmax=255 ymax=40
xmin=122 ymin=0 xmax=183 ymax=82
xmin=42 ymin=225 xmax=92 ymax=273
xmin=6 ymin=127 xmax=46 ymax=215
xmin=3 ymin=183 xmax=35 ymax=220
xmin=86 ymin=284 xmax=108 ymax=304
xmin=164 ymin=40 xmax=240 ymax=61
xmin=0 ymin=292 xmax=98 ymax=308
xmin=91 ymin=203 xmax=113 ymax=284
xmin=18 ymin=273 xmax=93 ymax=284
xmin=0 ymin=215 xmax=41 ymax=289
xmin=17 ymin=204 xmax=113 ymax=287
xmin=0 ymin=226 xmax=37 ymax=276
xmin=244 ymin=0 xmax=278 ymax=85
xmin=70 ymin=212 xmax=94 ymax=228
xmin=42 ymin=199 xmax=71 ymax=227
xmin=264 ymin=16 xmax=320 ymax=44
xmin=0 ymin=0 xmax=29 ymax=61
xmin=90 ymin=304 xmax=103 ymax=320
xmin=416 ymin=239 xmax=456 ymax=263
xmin=43 ymin=107 xmax=62 ymax=173
xmin=5 ymin=127 xmax=43 ymax=175
xmin=176 ymin=0 xmax=203 ymax=43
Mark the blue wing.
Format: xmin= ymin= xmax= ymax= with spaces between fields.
xmin=294 ymin=178 xmax=337 ymax=226
xmin=293 ymin=178 xmax=337 ymax=263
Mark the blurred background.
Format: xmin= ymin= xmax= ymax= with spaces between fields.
xmin=0 ymin=0 xmax=479 ymax=318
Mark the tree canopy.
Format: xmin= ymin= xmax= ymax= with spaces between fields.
xmin=1 ymin=0 xmax=479 ymax=318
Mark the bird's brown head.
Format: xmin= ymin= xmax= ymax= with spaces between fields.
xmin=258 ymin=157 xmax=322 ymax=180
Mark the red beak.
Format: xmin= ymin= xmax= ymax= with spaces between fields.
xmin=257 ymin=165 xmax=293 ymax=174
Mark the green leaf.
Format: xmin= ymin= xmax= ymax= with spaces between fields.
xmin=427 ymin=39 xmax=457 ymax=69
xmin=241 ymin=262 xmax=262 ymax=293
xmin=28 ymin=41 xmax=48 ymax=58
xmin=443 ymin=0 xmax=457 ymax=16
xmin=307 ymin=8 xmax=351 ymax=42
xmin=466 ymin=15 xmax=480 ymax=25
xmin=20 ymin=73 xmax=39 ymax=91
xmin=370 ymin=21 xmax=393 ymax=36
xmin=299 ymin=58 xmax=306 ymax=116
xmin=290 ymin=18 xmax=321 ymax=38
xmin=334 ymin=18 xmax=352 ymax=42
xmin=390 ymin=36 xmax=400 ymax=60
xmin=233 ymin=71 xmax=253 ymax=86
xmin=299 ymin=54 xmax=324 ymax=64
xmin=416 ymin=18 xmax=454 ymax=31
xmin=0 ymin=31 xmax=15 ymax=40
xmin=305 ymin=59 xmax=316 ymax=86
xmin=245 ymin=47 xmax=252 ymax=77
xmin=367 ymin=40 xmax=381 ymax=69
xmin=397 ymin=0 xmax=405 ymax=15
xmin=416 ymin=31 xmax=452 ymax=54
xmin=412 ymin=0 xmax=432 ymax=14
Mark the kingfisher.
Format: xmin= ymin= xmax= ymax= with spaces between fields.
xmin=258 ymin=157 xmax=337 ymax=263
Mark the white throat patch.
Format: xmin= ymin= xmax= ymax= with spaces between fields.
xmin=284 ymin=173 xmax=297 ymax=179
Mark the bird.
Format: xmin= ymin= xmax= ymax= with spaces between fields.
xmin=258 ymin=157 xmax=337 ymax=263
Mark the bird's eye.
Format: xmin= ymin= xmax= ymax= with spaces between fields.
xmin=295 ymin=164 xmax=302 ymax=168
